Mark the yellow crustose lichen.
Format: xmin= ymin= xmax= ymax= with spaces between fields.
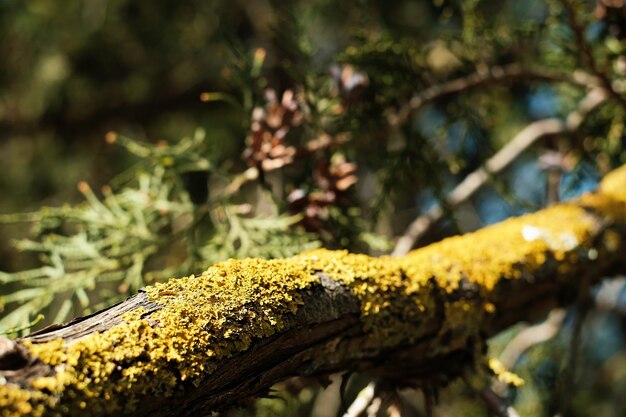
xmin=2 ymin=258 xmax=320 ymax=416
xmin=401 ymin=202 xmax=602 ymax=292
xmin=1 ymin=171 xmax=625 ymax=416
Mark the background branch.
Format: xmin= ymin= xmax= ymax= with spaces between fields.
xmin=388 ymin=63 xmax=600 ymax=129
xmin=392 ymin=88 xmax=607 ymax=256
xmin=559 ymin=0 xmax=626 ymax=109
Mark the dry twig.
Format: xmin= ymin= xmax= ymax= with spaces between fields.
xmin=498 ymin=309 xmax=567 ymax=372
xmin=388 ymin=63 xmax=600 ymax=129
xmin=342 ymin=381 xmax=377 ymax=417
xmin=392 ymin=88 xmax=607 ymax=256
xmin=479 ymin=386 xmax=521 ymax=417
xmin=559 ymin=0 xmax=626 ymax=109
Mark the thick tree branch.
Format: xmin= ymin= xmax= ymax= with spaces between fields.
xmin=0 ymin=165 xmax=626 ymax=417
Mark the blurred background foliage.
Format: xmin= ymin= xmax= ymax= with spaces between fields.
xmin=1 ymin=0 xmax=626 ymax=415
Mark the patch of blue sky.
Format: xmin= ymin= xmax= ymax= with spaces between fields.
xmin=446 ymin=120 xmax=481 ymax=156
xmin=527 ymin=86 xmax=559 ymax=119
xmin=559 ymin=161 xmax=600 ymax=200
xmin=475 ymin=156 xmax=545 ymax=225
xmin=586 ymin=21 xmax=605 ymax=43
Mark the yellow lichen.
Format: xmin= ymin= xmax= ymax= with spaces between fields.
xmin=600 ymin=164 xmax=626 ymax=203
xmin=0 ymin=384 xmax=47 ymax=417
xmin=401 ymin=203 xmax=598 ymax=292
xmin=20 ymin=258 xmax=319 ymax=416
xmin=293 ymin=249 xmax=436 ymax=344
xmin=2 ymin=166 xmax=626 ymax=416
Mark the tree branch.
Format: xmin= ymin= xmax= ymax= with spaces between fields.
xmin=392 ymin=88 xmax=607 ymax=256
xmin=387 ymin=63 xmax=601 ymax=129
xmin=559 ymin=0 xmax=626 ymax=110
xmin=0 ymin=164 xmax=626 ymax=416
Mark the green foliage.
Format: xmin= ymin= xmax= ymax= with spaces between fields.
xmin=199 ymin=207 xmax=319 ymax=264
xmin=0 ymin=130 xmax=320 ymax=334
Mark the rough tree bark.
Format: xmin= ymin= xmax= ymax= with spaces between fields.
xmin=1 ymin=165 xmax=626 ymax=417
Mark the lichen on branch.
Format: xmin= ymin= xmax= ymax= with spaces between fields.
xmin=1 ymin=165 xmax=626 ymax=417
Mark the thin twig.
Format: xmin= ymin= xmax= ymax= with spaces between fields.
xmin=498 ymin=309 xmax=567 ymax=372
xmin=222 ymin=167 xmax=259 ymax=197
xmin=388 ymin=63 xmax=600 ymax=129
xmin=560 ymin=0 xmax=626 ymax=109
xmin=479 ymin=386 xmax=521 ymax=417
xmin=464 ymin=367 xmax=522 ymax=417
xmin=392 ymin=88 xmax=607 ymax=256
xmin=492 ymin=309 xmax=566 ymax=398
xmin=594 ymin=276 xmax=626 ymax=313
xmin=342 ymin=381 xmax=377 ymax=417
xmin=557 ymin=305 xmax=589 ymax=416
xmin=366 ymin=396 xmax=382 ymax=417
xmin=558 ymin=273 xmax=595 ymax=416
xmin=387 ymin=403 xmax=402 ymax=417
